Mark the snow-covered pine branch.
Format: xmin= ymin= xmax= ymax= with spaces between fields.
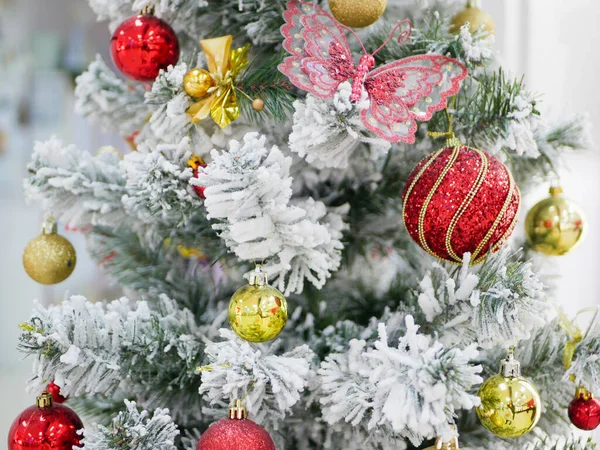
xmin=198 ymin=132 xmax=349 ymax=294
xmin=82 ymin=400 xmax=179 ymax=450
xmin=289 ymin=82 xmax=391 ymax=169
xmin=318 ymin=316 xmax=482 ymax=447
xmin=19 ymin=294 xmax=203 ymax=400
xmin=121 ymin=136 xmax=204 ymax=226
xmin=24 ymin=137 xmax=128 ymax=228
xmin=417 ymin=249 xmax=550 ymax=348
xmin=75 ymin=56 xmax=151 ymax=136
xmin=199 ymin=329 xmax=313 ymax=430
xmin=144 ymin=62 xmax=192 ymax=147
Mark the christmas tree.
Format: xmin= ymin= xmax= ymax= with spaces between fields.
xmin=11 ymin=0 xmax=600 ymax=449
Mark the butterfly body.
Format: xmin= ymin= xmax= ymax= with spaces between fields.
xmin=279 ymin=1 xmax=468 ymax=143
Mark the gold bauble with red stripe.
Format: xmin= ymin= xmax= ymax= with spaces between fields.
xmin=402 ymin=139 xmax=520 ymax=264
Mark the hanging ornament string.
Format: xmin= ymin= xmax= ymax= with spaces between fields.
xmin=556 ymin=306 xmax=598 ymax=380
xmin=427 ymin=99 xmax=462 ymax=148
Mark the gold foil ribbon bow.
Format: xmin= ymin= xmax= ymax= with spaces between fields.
xmin=187 ymin=35 xmax=250 ymax=128
xmin=557 ymin=306 xmax=598 ymax=381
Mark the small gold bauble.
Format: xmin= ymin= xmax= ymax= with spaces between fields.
xmin=252 ymin=98 xmax=265 ymax=112
xmin=329 ymin=0 xmax=387 ymax=28
xmin=477 ymin=354 xmax=541 ymax=439
xmin=183 ymin=68 xmax=214 ymax=98
xmin=450 ymin=4 xmax=495 ymax=34
xmin=228 ymin=269 xmax=288 ymax=343
xmin=23 ymin=218 xmax=76 ymax=285
xmin=525 ymin=186 xmax=586 ymax=256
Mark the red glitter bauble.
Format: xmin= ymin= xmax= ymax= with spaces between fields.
xmin=47 ymin=381 xmax=67 ymax=404
xmin=8 ymin=392 xmax=83 ymax=450
xmin=110 ymin=14 xmax=180 ymax=82
xmin=402 ymin=144 xmax=520 ymax=264
xmin=569 ymin=390 xmax=600 ymax=430
xmin=196 ymin=417 xmax=275 ymax=450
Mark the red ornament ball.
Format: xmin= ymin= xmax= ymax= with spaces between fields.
xmin=188 ymin=156 xmax=207 ymax=199
xmin=569 ymin=388 xmax=600 ymax=431
xmin=8 ymin=391 xmax=83 ymax=450
xmin=47 ymin=381 xmax=67 ymax=404
xmin=403 ymin=144 xmax=520 ymax=264
xmin=110 ymin=14 xmax=180 ymax=82
xmin=197 ymin=403 xmax=274 ymax=450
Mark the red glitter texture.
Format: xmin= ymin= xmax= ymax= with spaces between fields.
xmin=402 ymin=146 xmax=520 ymax=264
xmin=8 ymin=401 xmax=83 ymax=449
xmin=110 ymin=14 xmax=180 ymax=82
xmin=569 ymin=394 xmax=600 ymax=430
xmin=197 ymin=417 xmax=275 ymax=450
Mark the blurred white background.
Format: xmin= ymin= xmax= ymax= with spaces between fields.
xmin=0 ymin=0 xmax=599 ymax=444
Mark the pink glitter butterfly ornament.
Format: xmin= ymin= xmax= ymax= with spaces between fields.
xmin=279 ymin=1 xmax=468 ymax=144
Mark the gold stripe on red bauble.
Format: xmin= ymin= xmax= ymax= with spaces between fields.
xmin=402 ymin=140 xmax=520 ymax=264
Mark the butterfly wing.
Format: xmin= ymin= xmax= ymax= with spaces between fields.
xmin=362 ymin=55 xmax=468 ymax=143
xmin=279 ymin=1 xmax=355 ymax=98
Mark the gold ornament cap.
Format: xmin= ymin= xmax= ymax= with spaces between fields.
xmin=36 ymin=391 xmax=53 ymax=408
xmin=549 ymin=185 xmax=564 ymax=196
xmin=229 ymin=399 xmax=247 ymax=420
xmin=575 ymin=386 xmax=594 ymax=401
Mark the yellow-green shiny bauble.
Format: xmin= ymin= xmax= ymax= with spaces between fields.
xmin=450 ymin=5 xmax=495 ymax=34
xmin=477 ymin=374 xmax=541 ymax=438
xmin=183 ymin=68 xmax=214 ymax=98
xmin=329 ymin=0 xmax=387 ymax=28
xmin=23 ymin=231 xmax=76 ymax=285
xmin=525 ymin=186 xmax=586 ymax=256
xmin=228 ymin=283 xmax=288 ymax=343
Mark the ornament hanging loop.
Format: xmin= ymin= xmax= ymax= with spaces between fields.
xmin=427 ymin=99 xmax=462 ymax=148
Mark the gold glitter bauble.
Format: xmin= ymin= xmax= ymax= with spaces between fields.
xmin=252 ymin=98 xmax=265 ymax=112
xmin=477 ymin=352 xmax=541 ymax=438
xmin=525 ymin=186 xmax=586 ymax=256
xmin=450 ymin=5 xmax=495 ymax=34
xmin=228 ymin=269 xmax=288 ymax=343
xmin=184 ymin=68 xmax=214 ymax=98
xmin=23 ymin=218 xmax=76 ymax=285
xmin=329 ymin=0 xmax=387 ymax=28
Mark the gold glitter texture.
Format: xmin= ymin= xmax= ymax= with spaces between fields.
xmin=23 ymin=219 xmax=76 ymax=285
xmin=329 ymin=0 xmax=387 ymax=28
xmin=450 ymin=4 xmax=495 ymax=34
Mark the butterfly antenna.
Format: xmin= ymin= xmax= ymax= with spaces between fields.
xmin=338 ymin=24 xmax=369 ymax=54
xmin=372 ymin=19 xmax=412 ymax=56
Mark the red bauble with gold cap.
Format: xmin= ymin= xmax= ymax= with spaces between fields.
xmin=110 ymin=12 xmax=180 ymax=82
xmin=402 ymin=139 xmax=520 ymax=264
xmin=197 ymin=400 xmax=275 ymax=450
xmin=569 ymin=387 xmax=600 ymax=431
xmin=8 ymin=391 xmax=84 ymax=450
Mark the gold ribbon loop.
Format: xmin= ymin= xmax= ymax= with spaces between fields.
xmin=556 ymin=306 xmax=598 ymax=380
